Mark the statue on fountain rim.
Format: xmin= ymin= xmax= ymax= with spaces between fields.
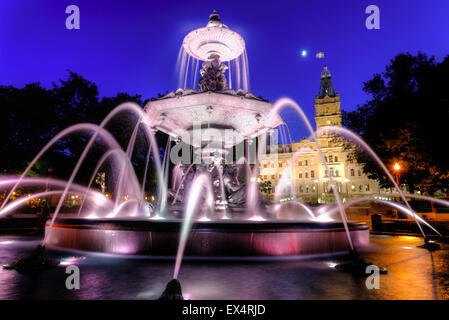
xmin=198 ymin=54 xmax=228 ymax=92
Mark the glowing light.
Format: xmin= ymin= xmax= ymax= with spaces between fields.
xmin=199 ymin=216 xmax=211 ymax=222
xmin=60 ymin=256 xmax=85 ymax=266
xmin=183 ymin=292 xmax=192 ymax=300
xmin=0 ymin=240 xmax=14 ymax=245
xmin=93 ymin=192 xmax=107 ymax=206
xmin=394 ymin=163 xmax=400 ymax=171
xmin=250 ymin=177 xmax=257 ymax=182
xmin=314 ymin=214 xmax=334 ymax=222
xmin=86 ymin=213 xmax=99 ymax=219
xmin=150 ymin=214 xmax=164 ymax=220
xmin=301 ymin=50 xmax=307 ymax=57
xmin=249 ymin=215 xmax=265 ymax=221
xmin=326 ymin=262 xmax=337 ymax=268
xmin=403 ymin=246 xmax=413 ymax=250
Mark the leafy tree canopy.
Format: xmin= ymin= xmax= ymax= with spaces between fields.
xmin=0 ymin=72 xmax=168 ymax=193
xmin=343 ymin=53 xmax=449 ymax=195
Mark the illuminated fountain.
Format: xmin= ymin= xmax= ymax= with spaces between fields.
xmin=1 ymin=12 xmax=443 ymax=277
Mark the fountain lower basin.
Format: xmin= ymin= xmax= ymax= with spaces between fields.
xmin=44 ymin=218 xmax=369 ymax=257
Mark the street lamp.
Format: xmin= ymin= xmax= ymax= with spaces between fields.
xmin=393 ymin=162 xmax=400 ymax=189
xmin=344 ymin=178 xmax=350 ymax=198
xmin=314 ymin=179 xmax=319 ymax=202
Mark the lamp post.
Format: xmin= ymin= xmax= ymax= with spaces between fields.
xmin=344 ymin=178 xmax=350 ymax=199
xmin=393 ymin=162 xmax=400 ymax=190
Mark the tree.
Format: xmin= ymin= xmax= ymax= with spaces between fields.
xmin=343 ymin=53 xmax=449 ymax=195
xmin=259 ymin=180 xmax=272 ymax=194
xmin=0 ymin=72 xmax=169 ymax=195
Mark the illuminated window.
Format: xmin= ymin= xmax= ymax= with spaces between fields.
xmin=365 ymin=184 xmax=370 ymax=191
xmin=351 ymin=184 xmax=356 ymax=191
xmin=311 ymin=170 xmax=315 ymax=178
xmin=305 ymin=185 xmax=309 ymax=193
xmin=358 ymin=170 xmax=361 ymax=176
xmin=298 ymin=172 xmax=303 ymax=178
xmin=334 ymin=156 xmax=338 ymax=162
xmin=351 ymin=169 xmax=355 ymax=177
xmin=304 ymin=159 xmax=308 ymax=166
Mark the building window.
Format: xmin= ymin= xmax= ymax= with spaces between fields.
xmin=263 ymin=175 xmax=267 ymax=179
xmin=263 ymin=163 xmax=268 ymax=168
xmin=299 ymin=185 xmax=303 ymax=193
xmin=351 ymin=184 xmax=356 ymax=191
xmin=310 ymin=159 xmax=314 ymax=166
xmin=335 ymin=169 xmax=339 ymax=177
xmin=305 ymin=172 xmax=309 ymax=179
xmin=351 ymin=169 xmax=355 ymax=177
xmin=305 ymin=185 xmax=309 ymax=193
xmin=298 ymin=161 xmax=302 ymax=166
xmin=359 ymin=185 xmax=363 ymax=192
xmin=304 ymin=159 xmax=308 ymax=166
xmin=328 ymin=155 xmax=333 ymax=163
xmin=271 ymin=163 xmax=275 ymax=168
xmin=298 ymin=172 xmax=303 ymax=178
xmin=334 ymin=156 xmax=338 ymax=162
xmin=312 ymin=185 xmax=316 ymax=191
xmin=329 ymin=168 xmax=334 ymax=177
xmin=365 ymin=184 xmax=370 ymax=191
xmin=311 ymin=170 xmax=315 ymax=178
xmin=271 ymin=175 xmax=275 ymax=179
xmin=358 ymin=170 xmax=361 ymax=176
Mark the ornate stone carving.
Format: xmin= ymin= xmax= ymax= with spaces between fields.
xmin=198 ymin=54 xmax=228 ymax=92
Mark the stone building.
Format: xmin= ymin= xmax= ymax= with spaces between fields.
xmin=259 ymin=66 xmax=385 ymax=203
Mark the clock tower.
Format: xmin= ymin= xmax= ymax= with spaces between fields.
xmin=314 ymin=66 xmax=342 ymax=137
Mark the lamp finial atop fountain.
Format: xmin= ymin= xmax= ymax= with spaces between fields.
xmin=207 ymin=10 xmax=224 ymax=28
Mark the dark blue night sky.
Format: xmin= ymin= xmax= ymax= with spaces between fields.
xmin=1 ymin=0 xmax=448 ymax=139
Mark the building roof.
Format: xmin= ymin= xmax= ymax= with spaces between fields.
xmin=317 ymin=67 xmax=337 ymax=99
